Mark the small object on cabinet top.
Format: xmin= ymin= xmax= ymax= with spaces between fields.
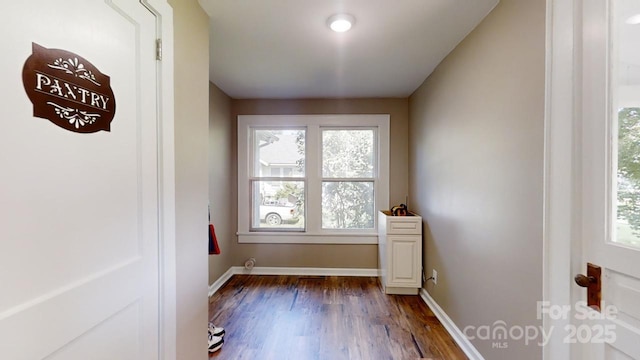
xmin=390 ymin=204 xmax=408 ymax=216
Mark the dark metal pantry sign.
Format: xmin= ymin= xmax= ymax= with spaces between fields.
xmin=22 ymin=43 xmax=116 ymax=133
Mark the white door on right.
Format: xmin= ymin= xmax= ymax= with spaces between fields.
xmin=577 ymin=0 xmax=640 ymax=358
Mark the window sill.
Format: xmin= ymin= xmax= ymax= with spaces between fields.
xmin=236 ymin=232 xmax=378 ymax=244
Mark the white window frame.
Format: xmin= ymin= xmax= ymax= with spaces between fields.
xmin=237 ymin=114 xmax=390 ymax=244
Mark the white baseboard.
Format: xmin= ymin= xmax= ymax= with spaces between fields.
xmin=208 ymin=266 xmax=379 ymax=297
xmin=419 ymin=288 xmax=485 ymax=360
xmin=235 ymin=266 xmax=379 ymax=277
xmin=207 ymin=267 xmax=235 ymax=297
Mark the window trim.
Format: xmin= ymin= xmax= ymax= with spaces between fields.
xmin=237 ymin=114 xmax=390 ymax=244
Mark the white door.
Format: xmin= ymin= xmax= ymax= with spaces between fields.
xmin=0 ymin=1 xmax=162 ymax=359
xmin=575 ymin=0 xmax=640 ymax=358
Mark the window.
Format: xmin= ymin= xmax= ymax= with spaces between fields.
xmin=322 ymin=129 xmax=376 ymax=229
xmin=612 ymin=2 xmax=640 ymax=249
xmin=250 ymin=128 xmax=305 ymax=231
xmin=237 ymin=115 xmax=389 ymax=244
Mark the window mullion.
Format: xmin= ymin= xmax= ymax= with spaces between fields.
xmin=306 ymin=124 xmax=321 ymax=233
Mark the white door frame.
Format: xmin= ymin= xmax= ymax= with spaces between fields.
xmin=543 ymin=0 xmax=582 ymax=359
xmin=141 ymin=1 xmax=177 ymax=359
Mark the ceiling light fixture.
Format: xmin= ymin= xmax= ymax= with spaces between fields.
xmin=327 ymin=13 xmax=355 ymax=33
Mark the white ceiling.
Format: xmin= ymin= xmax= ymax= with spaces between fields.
xmin=199 ymin=0 xmax=499 ymax=99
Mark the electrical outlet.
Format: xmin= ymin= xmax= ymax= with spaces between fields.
xmin=432 ymin=269 xmax=438 ymax=285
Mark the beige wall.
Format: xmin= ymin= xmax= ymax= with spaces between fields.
xmin=408 ymin=0 xmax=545 ymax=359
xmin=221 ymin=98 xmax=409 ymax=269
xmin=208 ymin=83 xmax=234 ymax=282
xmin=169 ymin=0 xmax=210 ymax=358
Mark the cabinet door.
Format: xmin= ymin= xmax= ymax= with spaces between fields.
xmin=387 ymin=235 xmax=421 ymax=287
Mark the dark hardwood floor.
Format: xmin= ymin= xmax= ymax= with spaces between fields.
xmin=208 ymin=275 xmax=467 ymax=360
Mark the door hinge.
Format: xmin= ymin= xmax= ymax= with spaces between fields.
xmin=156 ymin=39 xmax=162 ymax=61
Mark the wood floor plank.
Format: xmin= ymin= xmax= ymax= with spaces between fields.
xmin=208 ymin=275 xmax=467 ymax=360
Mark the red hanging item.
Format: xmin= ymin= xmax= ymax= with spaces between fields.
xmin=209 ymin=224 xmax=221 ymax=255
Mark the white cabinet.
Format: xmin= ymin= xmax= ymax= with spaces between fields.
xmin=378 ymin=210 xmax=422 ymax=295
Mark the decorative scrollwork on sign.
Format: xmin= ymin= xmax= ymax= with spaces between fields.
xmin=47 ymin=101 xmax=100 ymax=129
xmin=22 ymin=43 xmax=116 ymax=133
xmin=48 ymin=57 xmax=101 ymax=86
